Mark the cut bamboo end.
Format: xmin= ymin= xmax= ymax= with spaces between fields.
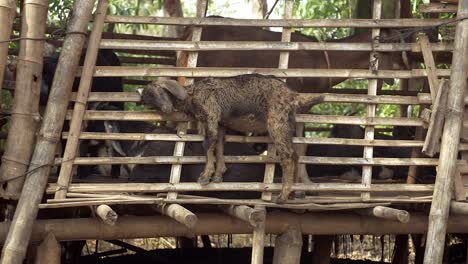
xmin=223 ymin=205 xmax=265 ymax=227
xmin=450 ymin=201 xmax=468 ymax=215
xmin=154 ymin=203 xmax=198 ymax=229
xmin=361 ymin=206 xmax=411 ymax=223
xmin=95 ymin=205 xmax=118 ymax=226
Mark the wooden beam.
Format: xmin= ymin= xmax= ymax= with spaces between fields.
xmin=423 ymin=1 xmax=468 ymax=263
xmin=0 ymin=1 xmax=97 ymax=263
xmin=420 ymin=34 xmax=440 ymax=101
xmin=419 ymin=3 xmax=458 ymax=13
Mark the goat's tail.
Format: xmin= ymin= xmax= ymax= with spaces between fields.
xmin=297 ymin=94 xmax=325 ymax=109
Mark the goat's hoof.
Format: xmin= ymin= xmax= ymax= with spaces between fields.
xmin=197 ymin=177 xmax=210 ymax=186
xmin=212 ymin=175 xmax=223 ymax=183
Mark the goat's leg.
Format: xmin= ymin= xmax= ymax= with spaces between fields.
xmin=198 ymin=115 xmax=219 ymax=185
xmin=267 ymin=110 xmax=297 ymax=203
xmin=213 ymin=127 xmax=227 ymax=183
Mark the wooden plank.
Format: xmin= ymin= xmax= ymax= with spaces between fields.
xmin=419 ymin=3 xmax=458 ymax=13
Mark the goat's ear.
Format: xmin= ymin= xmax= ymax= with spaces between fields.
xmin=159 ymin=80 xmax=187 ymax=100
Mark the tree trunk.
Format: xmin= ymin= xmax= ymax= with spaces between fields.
xmin=252 ymin=0 xmax=267 ymax=19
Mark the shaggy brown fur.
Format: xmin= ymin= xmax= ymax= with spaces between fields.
xmin=142 ymin=74 xmax=323 ymax=202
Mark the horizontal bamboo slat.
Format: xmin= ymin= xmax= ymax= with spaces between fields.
xmin=104 ymin=16 xmax=454 ymax=28
xmin=85 ymin=66 xmax=453 ymax=78
xmin=46 ymin=182 xmax=435 ymax=194
xmin=99 ymin=39 xmax=455 ymax=52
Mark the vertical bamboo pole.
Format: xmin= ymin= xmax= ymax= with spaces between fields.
xmin=54 ymin=0 xmax=109 ymax=199
xmin=423 ymin=0 xmax=468 ymax=263
xmin=0 ymin=0 xmax=16 ymax=95
xmin=361 ymin=0 xmax=382 ymax=200
xmin=250 ymin=205 xmax=266 ymax=264
xmin=34 ymin=233 xmax=60 ymax=264
xmin=0 ymin=0 xmax=48 ymax=198
xmin=0 ymin=1 xmax=97 ymax=263
xmin=273 ymin=225 xmax=303 ymax=264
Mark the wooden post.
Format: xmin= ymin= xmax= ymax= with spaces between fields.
xmin=54 ymin=0 xmax=110 ymax=199
xmin=95 ymin=204 xmax=118 ymax=226
xmin=0 ymin=1 xmax=97 ymax=263
xmin=0 ymin=0 xmax=48 ymax=198
xmin=273 ymin=224 xmax=303 ymax=264
xmin=423 ymin=1 xmax=468 ymax=263
xmin=423 ymin=79 xmax=449 ymax=156
xmin=362 ymin=0 xmax=382 ymax=200
xmin=0 ymin=0 xmax=16 ymax=95
xmin=251 ymin=205 xmax=266 ymax=264
xmin=34 ymin=233 xmax=60 ymax=264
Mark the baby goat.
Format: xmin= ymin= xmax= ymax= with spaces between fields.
xmin=142 ymin=74 xmax=323 ymax=202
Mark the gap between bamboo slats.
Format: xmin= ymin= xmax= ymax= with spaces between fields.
xmin=104 ymin=16 xmax=454 ymax=28
xmin=85 ymin=67 xmax=453 ymax=78
xmin=45 ymin=182 xmax=435 ymax=194
xmin=99 ymin=39 xmax=455 ymax=52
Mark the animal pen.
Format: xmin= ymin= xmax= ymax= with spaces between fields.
xmin=0 ymin=0 xmax=467 ymax=263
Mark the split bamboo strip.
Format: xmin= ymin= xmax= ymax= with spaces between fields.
xmin=0 ymin=0 xmax=16 ymax=96
xmin=46 ymin=182 xmax=435 ymax=194
xmin=99 ymin=39 xmax=455 ymax=52
xmin=89 ymin=66 xmax=453 ymax=78
xmin=66 ymin=111 xmax=426 ymax=126
xmin=118 ymin=56 xmax=175 ymax=65
xmin=251 ymin=205 xmax=266 ymax=264
xmin=272 ymin=225 xmax=303 ymax=264
xmin=104 ymin=16 xmax=454 ymax=28
xmin=362 ymin=0 xmax=382 ymax=200
xmin=56 ymin=155 xmax=442 ymax=166
xmin=1 ymin=212 xmax=468 ymax=242
xmin=419 ymin=3 xmax=458 ymax=13
xmin=34 ymin=233 xmax=60 ymax=264
xmin=0 ymin=1 xmax=97 ymax=263
xmin=423 ymin=80 xmax=449 ymax=156
xmin=0 ymin=0 xmax=48 ymax=198
xmin=54 ymin=0 xmax=109 ymax=199
xmin=66 ymin=132 xmax=440 ymax=148
xmin=95 ymin=204 xmax=118 ymax=226
xmin=420 ymin=34 xmax=440 ymax=100
xmin=423 ymin=1 xmax=468 ymax=263
xmin=76 ymin=91 xmax=466 ymax=103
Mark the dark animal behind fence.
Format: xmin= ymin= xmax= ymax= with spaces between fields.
xmin=142 ymin=74 xmax=323 ymax=202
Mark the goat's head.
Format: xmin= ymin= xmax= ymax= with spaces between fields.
xmin=141 ymin=80 xmax=187 ymax=113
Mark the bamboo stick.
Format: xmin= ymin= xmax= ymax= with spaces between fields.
xmin=0 ymin=212 xmax=468 ymax=242
xmin=65 ymin=132 xmax=436 ymax=148
xmin=65 ymin=111 xmax=426 ymax=126
xmin=0 ymin=0 xmax=48 ymax=198
xmin=273 ymin=224 xmax=303 ymax=264
xmin=153 ymin=203 xmax=198 ymax=229
xmin=450 ymin=201 xmax=468 ymax=214
xmin=362 ymin=206 xmax=411 ymax=223
xmin=223 ymin=205 xmax=265 ymax=227
xmin=104 ymin=16 xmax=454 ymax=28
xmin=0 ymin=0 xmax=16 ymax=96
xmin=46 ymin=182 xmax=435 ymax=194
xmin=95 ymin=204 xmax=118 ymax=225
xmin=420 ymin=34 xmax=440 ymax=100
xmin=54 ymin=0 xmax=109 ymax=199
xmin=100 ymin=39 xmax=455 ymax=52
xmin=89 ymin=66 xmax=453 ymax=78
xmin=54 ymin=155 xmax=442 ymax=166
xmin=423 ymin=80 xmax=449 ymax=156
xmin=0 ymin=1 xmax=97 ymax=263
xmin=251 ymin=205 xmax=266 ymax=264
xmin=423 ymin=1 xmax=468 ymax=263
xmin=362 ymin=0 xmax=382 ymax=200
xmin=33 ymin=233 xmax=60 ymax=264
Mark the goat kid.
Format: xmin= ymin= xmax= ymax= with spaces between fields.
xmin=142 ymin=74 xmax=324 ymax=202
